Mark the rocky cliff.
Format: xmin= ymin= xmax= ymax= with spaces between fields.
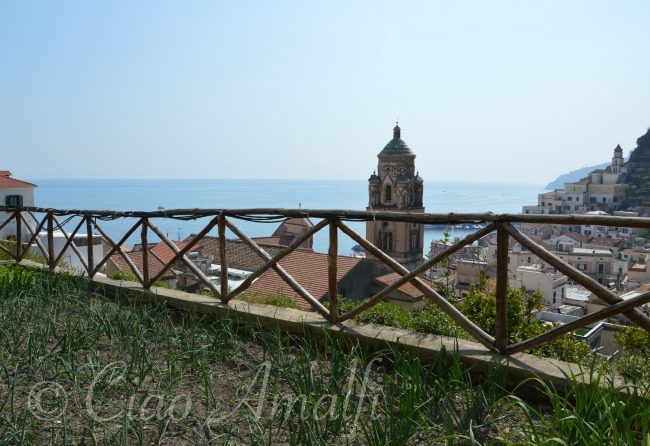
xmin=623 ymin=127 xmax=650 ymax=208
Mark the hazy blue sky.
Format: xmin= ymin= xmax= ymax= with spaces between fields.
xmin=2 ymin=1 xmax=649 ymax=184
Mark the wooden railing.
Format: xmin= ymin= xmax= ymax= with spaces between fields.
xmin=1 ymin=206 xmax=650 ymax=355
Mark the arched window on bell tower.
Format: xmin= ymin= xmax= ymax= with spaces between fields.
xmin=385 ymin=185 xmax=392 ymax=203
xmin=410 ymin=223 xmax=420 ymax=251
xmin=378 ymin=222 xmax=393 ymax=252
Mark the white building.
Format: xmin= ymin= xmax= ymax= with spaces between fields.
xmin=522 ymin=145 xmax=628 ymax=215
xmin=547 ymin=233 xmax=587 ymax=252
xmin=36 ymin=231 xmax=103 ymax=273
xmin=511 ymin=265 xmax=568 ymax=310
xmin=0 ymin=171 xmax=37 ymax=240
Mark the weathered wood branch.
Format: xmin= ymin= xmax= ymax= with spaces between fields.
xmin=3 ymin=206 xmax=650 ymax=229
xmin=218 ymin=217 xmax=228 ymax=300
xmin=495 ymin=222 xmax=509 ymax=354
xmin=86 ymin=217 xmax=94 ymax=276
xmin=328 ymin=220 xmax=339 ymax=323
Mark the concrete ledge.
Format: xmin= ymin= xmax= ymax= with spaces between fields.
xmin=5 ymin=260 xmax=617 ymax=401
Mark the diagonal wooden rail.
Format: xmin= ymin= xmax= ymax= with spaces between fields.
xmin=1 ymin=205 xmax=649 ymax=356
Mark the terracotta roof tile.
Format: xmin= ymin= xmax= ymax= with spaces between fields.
xmin=150 ymin=241 xmax=202 ymax=264
xmin=250 ymin=236 xmax=283 ymax=245
xmin=102 ymin=237 xmax=131 ymax=257
xmin=584 ymin=237 xmax=624 ymax=248
xmin=0 ymin=172 xmax=37 ymax=189
xmin=243 ymin=250 xmax=362 ymax=310
xmin=566 ymin=233 xmax=588 ymax=242
xmin=188 ymin=235 xmax=287 ymax=271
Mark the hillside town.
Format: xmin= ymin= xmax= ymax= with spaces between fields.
xmin=2 ymin=126 xmax=650 ymax=358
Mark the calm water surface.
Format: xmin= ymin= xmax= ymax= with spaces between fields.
xmin=30 ymin=179 xmax=542 ymax=254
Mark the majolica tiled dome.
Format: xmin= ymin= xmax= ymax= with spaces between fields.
xmin=378 ymin=125 xmax=414 ymax=156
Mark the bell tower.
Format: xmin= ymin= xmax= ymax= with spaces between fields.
xmin=367 ymin=124 xmax=424 ymax=271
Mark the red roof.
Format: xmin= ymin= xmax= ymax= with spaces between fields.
xmin=108 ymin=248 xmax=171 ymax=279
xmin=0 ymin=171 xmax=37 ymax=189
xmin=374 ymin=272 xmax=440 ymax=299
xmin=242 ymin=249 xmax=363 ymax=310
xmin=150 ymin=241 xmax=202 ymax=264
xmin=566 ymin=233 xmax=588 ymax=242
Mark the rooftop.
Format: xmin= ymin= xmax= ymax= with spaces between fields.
xmin=378 ymin=125 xmax=415 ymax=156
xmin=0 ymin=171 xmax=37 ymax=189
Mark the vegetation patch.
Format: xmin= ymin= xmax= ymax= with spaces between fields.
xmin=0 ymin=265 xmax=648 ymax=445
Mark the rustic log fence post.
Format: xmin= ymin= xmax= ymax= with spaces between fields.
xmin=495 ymin=222 xmax=509 ymax=354
xmin=141 ymin=218 xmax=149 ymax=288
xmin=328 ymin=219 xmax=339 ymax=323
xmin=47 ymin=213 xmax=55 ymax=269
xmin=15 ymin=211 xmax=22 ymax=262
xmin=86 ymin=217 xmax=94 ymax=277
xmin=218 ymin=215 xmax=229 ymax=301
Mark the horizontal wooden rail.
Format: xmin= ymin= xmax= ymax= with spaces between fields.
xmin=1 ymin=206 xmax=650 ymax=358
xmin=4 ymin=206 xmax=650 ymax=228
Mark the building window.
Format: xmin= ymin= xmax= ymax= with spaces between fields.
xmin=576 ymin=197 xmax=580 ymax=202
xmin=567 ymin=197 xmax=572 ymax=201
xmin=384 ymin=185 xmax=392 ymax=202
xmin=602 ymin=197 xmax=607 ymax=203
xmin=378 ymin=222 xmax=393 ymax=252
xmin=409 ymin=223 xmax=420 ymax=250
xmin=598 ymin=263 xmax=604 ymax=274
xmin=5 ymin=195 xmax=23 ymax=207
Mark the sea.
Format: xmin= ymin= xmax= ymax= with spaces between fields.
xmin=30 ymin=179 xmax=543 ymax=255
